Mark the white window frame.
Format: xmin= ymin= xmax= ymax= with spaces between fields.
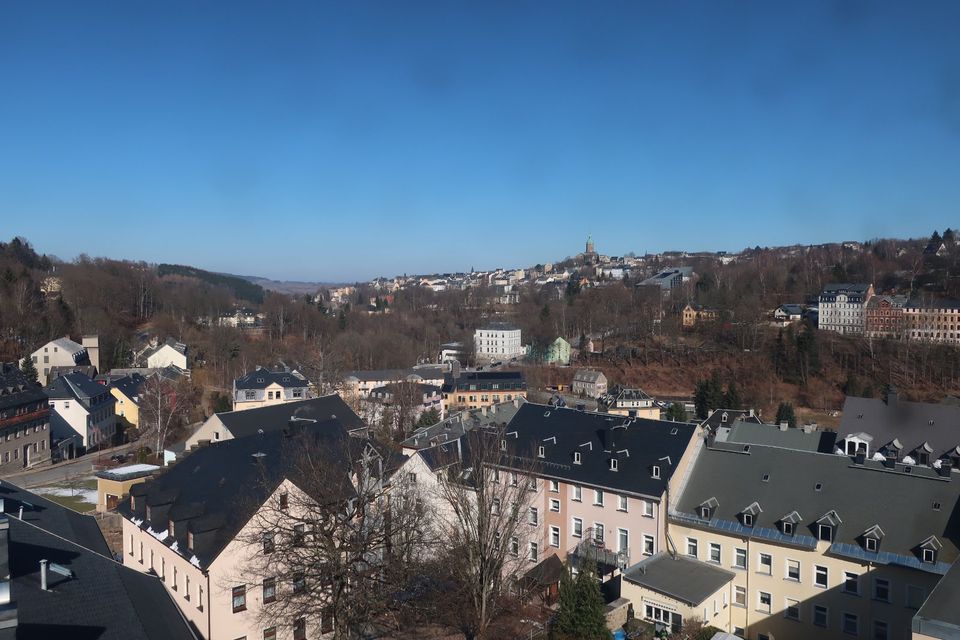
xmin=786 ymin=558 xmax=800 ymax=582
xmin=872 ymin=578 xmax=890 ymax=603
xmin=733 ymin=547 xmax=747 ymax=570
xmin=617 ymin=494 xmax=628 ymax=512
xmin=843 ymin=571 xmax=860 ymax=596
xmin=784 ymin=597 xmax=800 ymax=621
xmin=813 ymin=604 xmax=829 ymax=628
xmin=593 ymin=489 xmax=604 ymax=506
xmin=572 ymin=485 xmax=582 ymax=502
xmin=815 ymin=565 xmax=829 ymax=589
xmin=642 ymin=534 xmax=655 ymax=556
xmin=708 ymin=542 xmax=721 ymax=564
xmin=757 ymin=552 xmax=772 ymax=575
xmin=642 ymin=500 xmax=654 ymax=518
xmin=617 ymin=528 xmax=629 ymax=553
xmin=757 ymin=591 xmax=772 ymax=614
xmin=549 ymin=526 xmax=560 ymax=548
xmin=686 ymin=537 xmax=698 ymax=558
xmin=572 ymin=517 xmax=583 ymax=538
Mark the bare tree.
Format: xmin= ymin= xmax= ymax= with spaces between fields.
xmin=138 ymin=374 xmax=192 ymax=456
xmin=238 ymin=430 xmax=438 ymax=640
xmin=428 ymin=427 xmax=540 ymax=640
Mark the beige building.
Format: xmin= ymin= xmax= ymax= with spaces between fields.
xmin=600 ymin=385 xmax=660 ymax=419
xmin=232 ymin=366 xmax=311 ymax=411
xmin=95 ymin=462 xmax=159 ymax=512
xmin=645 ymin=439 xmax=960 ymax=640
xmin=904 ymin=299 xmax=960 ymax=345
xmin=440 ymin=370 xmax=527 ymax=412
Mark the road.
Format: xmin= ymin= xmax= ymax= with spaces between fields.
xmin=0 ymin=442 xmax=136 ymax=488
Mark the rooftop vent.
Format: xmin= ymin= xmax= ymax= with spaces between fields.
xmin=815 ymin=483 xmax=823 ymax=491
xmin=761 ymin=473 xmax=770 ymax=482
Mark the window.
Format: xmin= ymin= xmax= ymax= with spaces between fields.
xmin=593 ymin=489 xmax=604 ymax=506
xmin=785 ymin=598 xmax=800 ymax=621
xmin=922 ymin=548 xmax=936 ymax=563
xmin=263 ymin=533 xmax=275 ymax=554
xmin=549 ymin=498 xmax=560 ymax=512
xmin=815 ymin=565 xmax=829 ymax=588
xmin=709 ymin=543 xmax=721 ymax=564
xmin=293 ymin=618 xmax=306 ymax=640
xmin=818 ymin=524 xmax=833 ymax=542
xmin=232 ymin=586 xmax=247 ymax=613
xmin=872 ymin=620 xmax=888 ymax=640
xmin=643 ymin=534 xmax=654 ymax=556
xmin=572 ymin=485 xmax=582 ymax=501
xmin=734 ymin=548 xmax=747 ymax=569
xmin=844 ymin=571 xmax=860 ymax=596
xmin=758 ymin=553 xmax=772 ymax=575
xmin=873 ymin=578 xmax=890 ymax=602
xmin=734 ymin=585 xmax=746 ymax=607
xmin=842 ymin=612 xmax=859 ymax=636
xmin=198 ymin=584 xmax=204 ymax=610
xmin=549 ymin=479 xmax=559 ymax=492
xmin=572 ymin=518 xmax=583 ymax=538
xmin=528 ymin=542 xmax=539 ymax=562
xmin=509 ymin=472 xmax=517 ymax=486
xmin=618 ymin=495 xmax=628 ymax=511
xmin=742 ymin=513 xmax=754 ymax=527
xmin=642 ymin=500 xmax=654 ymax=517
xmin=786 ymin=559 xmax=800 ymax=582
xmin=263 ymin=578 xmax=276 ymax=604
xmin=618 ymin=528 xmax=629 ymax=553
xmin=278 ymin=493 xmax=288 ymax=510
xmin=528 ymin=507 xmax=538 ymax=526
xmin=536 ymin=445 xmax=545 ymax=458
xmin=686 ymin=538 xmax=698 ymax=558
xmin=758 ymin=591 xmax=772 ymax=614
xmin=509 ymin=537 xmax=519 ymax=556
xmin=865 ymin=536 xmax=878 ymax=552
xmin=172 ymin=566 xmax=177 ymax=590
xmin=185 ymin=575 xmax=191 ymax=600
xmin=292 ymin=574 xmax=305 ymax=593
xmin=550 ymin=526 xmax=560 ymax=548
xmin=527 ymin=476 xmax=537 ymax=490
xmin=814 ymin=605 xmax=829 ymax=628
xmin=293 ymin=524 xmax=305 ymax=545
xmin=593 ymin=523 xmax=604 ymax=544
xmin=652 ymin=465 xmax=660 ymax=478
xmin=573 ymin=451 xmax=581 ymax=464
xmin=263 ymin=627 xmax=277 ymax=640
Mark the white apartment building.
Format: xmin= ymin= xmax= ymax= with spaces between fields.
xmin=24 ymin=336 xmax=92 ymax=385
xmin=818 ymin=283 xmax=874 ymax=335
xmin=474 ymin=321 xmax=523 ymax=361
xmin=46 ymin=372 xmax=117 ymax=449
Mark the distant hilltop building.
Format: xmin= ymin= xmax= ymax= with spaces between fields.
xmin=474 ymin=321 xmax=523 ymax=362
xmin=818 ymin=283 xmax=874 ymax=335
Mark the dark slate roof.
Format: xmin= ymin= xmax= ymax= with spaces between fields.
xmin=701 ymin=409 xmax=763 ymax=431
xmin=109 ymin=373 xmax=146 ymax=404
xmin=369 ymin=383 xmax=440 ymax=400
xmin=44 ymin=373 xmax=112 ymax=410
xmin=623 ymin=552 xmax=735 ymax=606
xmin=721 ymin=420 xmax=837 ymax=454
xmin=1 ymin=516 xmax=196 ymax=640
xmin=777 ymin=304 xmax=804 ymax=315
xmin=477 ymin=321 xmax=520 ymax=331
xmin=48 ymin=365 xmax=98 ymax=381
xmin=442 ymin=370 xmax=526 ymax=393
xmin=906 ymin=298 xmax=960 ymax=310
xmin=913 ymin=558 xmax=960 ymax=637
xmin=401 ymin=400 xmax=524 ymax=450
xmin=674 ymin=444 xmax=960 ymax=572
xmin=417 ymin=443 xmax=462 ymax=472
xmin=499 ymin=402 xmax=697 ymax=498
xmin=838 ymin=395 xmax=960 ymax=460
xmin=0 ymin=364 xmax=46 ymax=413
xmin=215 ymin=395 xmax=365 ymax=437
xmin=343 ymin=366 xmax=445 ymax=383
xmin=234 ymin=366 xmax=309 ymax=390
xmin=821 ymin=283 xmax=871 ymax=294
xmin=572 ymin=369 xmax=605 ymax=384
xmin=0 ymin=482 xmax=110 ymax=557
xmin=119 ymin=424 xmax=360 ymax=568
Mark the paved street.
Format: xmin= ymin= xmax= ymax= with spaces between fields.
xmin=0 ymin=442 xmax=136 ymax=489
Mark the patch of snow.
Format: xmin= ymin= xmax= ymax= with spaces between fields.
xmin=933 ymin=459 xmax=943 ymax=469
xmin=189 ymin=555 xmax=202 ymax=568
xmin=170 ymin=541 xmax=179 ymax=553
xmin=903 ymin=456 xmax=916 ymax=465
xmin=131 ymin=517 xmax=144 ymax=527
xmin=146 ymin=527 xmax=169 ymax=542
xmin=33 ymin=486 xmax=98 ymax=504
xmin=871 ymin=452 xmax=886 ymax=462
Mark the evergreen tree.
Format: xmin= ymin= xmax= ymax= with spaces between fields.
xmin=931 ymin=230 xmax=942 ymax=244
xmin=664 ymin=402 xmax=687 ymax=422
xmin=540 ymin=304 xmax=551 ymax=322
xmin=19 ymin=356 xmax=38 ymax=384
xmin=414 ymin=407 xmax=441 ymax=429
xmin=944 ymin=228 xmax=956 ymax=244
xmin=550 ymin=567 xmax=578 ymax=640
xmin=775 ymin=402 xmax=797 ymax=428
xmin=572 ymin=559 xmax=611 ymax=640
xmin=724 ymin=381 xmax=741 ymax=410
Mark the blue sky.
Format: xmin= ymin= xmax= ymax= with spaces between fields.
xmin=1 ymin=1 xmax=959 ymax=282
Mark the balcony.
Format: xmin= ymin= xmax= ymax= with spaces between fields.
xmin=567 ymin=527 xmax=629 ymax=576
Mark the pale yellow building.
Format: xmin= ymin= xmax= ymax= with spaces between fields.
xmin=601 ymin=385 xmax=660 ymax=419
xmin=95 ymin=463 xmax=159 ymax=512
xmin=107 ymin=373 xmax=145 ymax=428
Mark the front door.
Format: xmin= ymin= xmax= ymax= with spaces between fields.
xmin=22 ymin=444 xmax=30 ymax=468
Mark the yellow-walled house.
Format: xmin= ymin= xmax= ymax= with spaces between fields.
xmin=107 ymin=373 xmax=146 ymax=428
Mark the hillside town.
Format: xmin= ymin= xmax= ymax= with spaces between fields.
xmin=1 ymin=229 xmax=960 ymax=640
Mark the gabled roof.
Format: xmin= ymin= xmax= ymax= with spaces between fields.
xmin=45 ymin=372 xmax=110 ymax=407
xmin=914 ymin=558 xmax=960 ymax=637
xmin=234 ymin=366 xmax=309 ymax=390
xmin=109 ymin=373 xmax=146 ymax=404
xmin=722 ymin=419 xmax=837 ymax=453
xmin=572 ymin=369 xmax=606 ymax=384
xmin=401 ymin=400 xmax=524 ymax=450
xmin=622 ymin=552 xmax=735 ymax=606
xmin=1 ymin=516 xmax=196 ymax=640
xmin=675 ymin=443 xmax=960 ymax=571
xmin=119 ymin=425 xmax=362 ymax=568
xmin=477 ymin=321 xmax=520 ymax=331
xmin=214 ymin=395 xmax=365 ymax=438
xmin=38 ymin=337 xmax=87 ymax=358
xmin=0 ymin=364 xmax=46 ymax=412
xmin=498 ymin=402 xmax=697 ymax=497
xmin=0 ymin=481 xmax=110 ymax=557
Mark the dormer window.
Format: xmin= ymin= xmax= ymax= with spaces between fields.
xmin=783 ymin=521 xmax=794 ymax=536
xmin=187 ymin=531 xmax=195 ymax=551
xmin=740 ymin=501 xmax=761 ymax=527
xmin=920 ymin=536 xmax=942 ymax=564
xmin=651 ymin=465 xmax=660 ymax=479
xmin=923 ymin=548 xmax=936 ymax=563
xmin=537 ymin=446 xmax=545 ymax=458
xmin=743 ymin=513 xmax=753 ymax=527
xmin=816 ymin=510 xmax=841 ymax=542
xmin=721 ymin=412 xmax=728 ymax=423
xmin=573 ymin=451 xmax=581 ymax=465
xmin=818 ymin=524 xmax=833 ymax=541
xmin=500 ymin=439 xmax=506 ymax=451
xmin=609 ymin=458 xmax=618 ymax=472
xmin=865 ymin=537 xmax=878 ymax=552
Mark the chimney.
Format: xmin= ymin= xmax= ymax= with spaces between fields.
xmin=82 ymin=335 xmax=100 ymax=373
xmin=883 ymin=457 xmax=895 ymax=469
xmin=854 ymin=452 xmax=866 ymax=465
xmin=40 ymin=560 xmax=48 ymax=591
xmin=748 ymin=408 xmax=754 ymax=417
xmin=938 ymin=460 xmax=953 ymax=478
xmin=779 ymin=422 xmax=789 ymax=431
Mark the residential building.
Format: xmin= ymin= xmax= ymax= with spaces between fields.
xmin=817 ymin=283 xmax=874 ymax=335
xmin=341 ymin=366 xmax=446 ymax=398
xmin=24 ymin=336 xmax=92 ymax=386
xmin=401 ymin=398 xmax=525 ymax=453
xmin=120 ymin=425 xmax=374 ymax=640
xmin=441 ymin=370 xmax=526 ymax=412
xmin=542 ymin=337 xmax=571 ymax=365
xmin=182 ymin=395 xmax=365 ymax=452
xmin=836 ymin=391 xmax=960 ymax=468
xmin=474 ymin=321 xmax=523 ymax=362
xmin=94 ymin=462 xmax=160 ymax=512
xmin=701 ymin=408 xmax=764 ymax=432
xmin=0 ymin=362 xmax=51 ymax=471
xmin=438 ymin=342 xmax=466 ymax=364
xmin=638 ymin=267 xmax=694 ymax=294
xmin=657 ymin=440 xmax=960 ymax=640
xmin=600 ymin=385 xmax=660 ymax=419
xmin=139 ymin=337 xmax=189 ymax=370
xmin=108 ymin=372 xmax=146 ymax=427
xmin=912 ymin=558 xmax=960 ymax=639
xmin=362 ymin=383 xmax=444 ymax=427
xmin=0 ymin=483 xmax=196 ymax=640
xmin=904 ymin=299 xmax=960 ymax=345
xmin=682 ymin=304 xmax=719 ymax=328
xmin=494 ymin=403 xmax=701 ymax=586
xmin=772 ymin=304 xmax=804 ymax=326
xmin=865 ymin=295 xmax=908 ymax=339
xmin=46 ymin=372 xmax=116 ymax=451
xmin=572 ymin=369 xmax=608 ymax=398
xmin=232 ymin=366 xmax=311 ymax=411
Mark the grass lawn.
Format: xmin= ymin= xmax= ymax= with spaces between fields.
xmin=33 ymin=478 xmax=98 ymax=513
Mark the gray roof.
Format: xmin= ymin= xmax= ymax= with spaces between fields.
xmin=215 ymin=395 xmax=365 ymax=438
xmin=478 ymin=321 xmax=520 ymax=331
xmin=573 ymin=369 xmax=606 ymax=384
xmin=821 ymin=283 xmax=871 ymax=294
xmin=622 ymin=552 xmax=735 ymax=606
xmin=0 ymin=363 xmax=46 ymax=413
xmin=1 ymin=515 xmax=196 ymax=640
xmin=402 ymin=400 xmax=524 ymax=450
xmin=44 ymin=372 xmax=113 ymax=411
xmin=913 ymin=558 xmax=960 ymax=638
xmin=721 ymin=420 xmax=837 ymax=454
xmin=675 ymin=443 xmax=960 ymax=573
xmin=234 ymin=366 xmax=309 ymax=390
xmin=0 ymin=481 xmax=110 ymax=557
xmin=701 ymin=408 xmax=763 ymax=431
xmin=838 ymin=395 xmax=960 ymax=460
xmin=343 ymin=366 xmax=446 ymax=383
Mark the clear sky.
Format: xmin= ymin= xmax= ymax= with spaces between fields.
xmin=1 ymin=1 xmax=959 ymax=282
